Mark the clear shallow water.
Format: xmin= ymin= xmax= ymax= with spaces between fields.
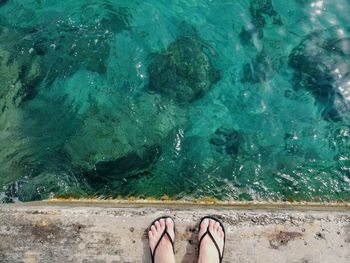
xmin=0 ymin=0 xmax=350 ymax=202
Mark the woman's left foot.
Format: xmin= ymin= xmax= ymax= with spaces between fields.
xmin=148 ymin=217 xmax=176 ymax=263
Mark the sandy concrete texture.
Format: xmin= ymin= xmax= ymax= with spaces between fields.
xmin=0 ymin=201 xmax=349 ymax=263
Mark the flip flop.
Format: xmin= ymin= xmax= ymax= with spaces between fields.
xmin=198 ymin=216 xmax=226 ymax=263
xmin=147 ymin=216 xmax=175 ymax=263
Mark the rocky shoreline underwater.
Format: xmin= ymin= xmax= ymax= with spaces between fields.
xmin=0 ymin=0 xmax=350 ymax=202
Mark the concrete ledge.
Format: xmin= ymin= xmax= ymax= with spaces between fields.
xmin=48 ymin=198 xmax=350 ymax=210
xmin=0 ymin=201 xmax=349 ymax=262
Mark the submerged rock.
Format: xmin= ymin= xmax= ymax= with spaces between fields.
xmin=0 ymin=21 xmax=46 ymax=104
xmin=64 ymin=91 xmax=186 ymax=181
xmin=239 ymin=1 xmax=286 ymax=84
xmin=84 ymin=144 xmax=161 ymax=182
xmin=289 ymin=28 xmax=350 ymax=121
xmin=240 ymin=0 xmax=283 ymax=42
xmin=147 ymin=36 xmax=220 ymax=104
xmin=0 ymin=0 xmax=8 ymax=7
xmin=250 ymin=0 xmax=282 ymax=29
xmin=0 ymin=48 xmax=22 ymax=111
xmin=210 ymin=127 xmax=243 ymax=157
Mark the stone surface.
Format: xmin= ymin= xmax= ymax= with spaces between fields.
xmin=0 ymin=201 xmax=349 ymax=263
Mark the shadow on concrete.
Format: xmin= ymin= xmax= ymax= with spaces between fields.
xmin=181 ymin=224 xmax=198 ymax=263
xmin=142 ymin=227 xmax=152 ymax=263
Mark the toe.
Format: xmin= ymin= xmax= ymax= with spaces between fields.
xmin=148 ymin=230 xmax=153 ymax=239
xmin=218 ymin=226 xmax=224 ymax=237
xmin=151 ymin=225 xmax=157 ymax=234
xmin=159 ymin=218 xmax=165 ymax=228
xmin=209 ymin=219 xmax=215 ymax=232
xmin=220 ymin=230 xmax=225 ymax=239
xmin=218 ymin=226 xmax=223 ymax=234
xmin=165 ymin=218 xmax=175 ymax=241
xmin=198 ymin=218 xmax=209 ymax=240
xmin=214 ymin=221 xmax=220 ymax=231
xmin=155 ymin=220 xmax=161 ymax=231
xmin=166 ymin=218 xmax=174 ymax=230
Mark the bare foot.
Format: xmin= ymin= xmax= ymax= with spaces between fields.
xmin=198 ymin=218 xmax=225 ymax=263
xmin=148 ymin=218 xmax=176 ymax=263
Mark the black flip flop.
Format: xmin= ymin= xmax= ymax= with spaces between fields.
xmin=198 ymin=216 xmax=226 ymax=263
xmin=147 ymin=216 xmax=175 ymax=263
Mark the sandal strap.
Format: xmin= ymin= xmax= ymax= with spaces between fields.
xmin=150 ymin=223 xmax=175 ymax=263
xmin=198 ymin=227 xmax=223 ymax=262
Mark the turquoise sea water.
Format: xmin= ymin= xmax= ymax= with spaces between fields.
xmin=0 ymin=0 xmax=350 ymax=202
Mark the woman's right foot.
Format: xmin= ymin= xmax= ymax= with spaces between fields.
xmin=148 ymin=218 xmax=176 ymax=263
xmin=198 ymin=218 xmax=225 ymax=263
